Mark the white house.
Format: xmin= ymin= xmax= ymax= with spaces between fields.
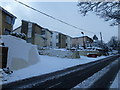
xmin=52 ymin=31 xmax=59 ymax=49
xmin=66 ymin=35 xmax=72 ymax=49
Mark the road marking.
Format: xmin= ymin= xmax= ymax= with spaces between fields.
xmin=47 ymin=82 xmax=62 ymax=88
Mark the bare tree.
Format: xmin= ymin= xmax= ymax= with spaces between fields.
xmin=108 ymin=36 xmax=120 ymax=54
xmin=77 ymin=2 xmax=120 ymax=26
xmin=108 ymin=36 xmax=118 ymax=49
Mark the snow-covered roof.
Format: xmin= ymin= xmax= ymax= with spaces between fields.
xmin=0 ymin=6 xmax=16 ymax=18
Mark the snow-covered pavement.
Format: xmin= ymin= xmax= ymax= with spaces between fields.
xmin=110 ymin=57 xmax=120 ymax=89
xmin=73 ymin=58 xmax=119 ymax=89
xmin=110 ymin=70 xmax=120 ymax=89
xmin=1 ymin=55 xmax=107 ymax=84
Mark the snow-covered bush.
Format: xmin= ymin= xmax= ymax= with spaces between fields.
xmin=10 ymin=32 xmax=26 ymax=40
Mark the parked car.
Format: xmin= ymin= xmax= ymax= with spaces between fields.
xmin=87 ymin=53 xmax=98 ymax=58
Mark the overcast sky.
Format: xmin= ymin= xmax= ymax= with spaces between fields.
xmin=0 ymin=0 xmax=118 ymax=43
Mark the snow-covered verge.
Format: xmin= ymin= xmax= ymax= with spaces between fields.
xmin=1 ymin=35 xmax=40 ymax=70
xmin=1 ymin=55 xmax=107 ymax=85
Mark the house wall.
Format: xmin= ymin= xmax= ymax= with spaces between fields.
xmin=45 ymin=30 xmax=52 ymax=47
xmin=72 ymin=36 xmax=93 ymax=48
xmin=59 ymin=33 xmax=67 ymax=48
xmin=78 ymin=37 xmax=83 ymax=47
xmin=84 ymin=37 xmax=93 ymax=47
xmin=21 ymin=21 xmax=35 ymax=44
xmin=21 ymin=20 xmax=53 ymax=48
xmin=72 ymin=38 xmax=79 ymax=48
xmin=34 ymin=34 xmax=44 ymax=48
xmin=34 ymin=24 xmax=42 ymax=34
xmin=21 ymin=20 xmax=28 ymax=36
xmin=52 ymin=32 xmax=68 ymax=49
xmin=33 ymin=24 xmax=43 ymax=47
xmin=66 ymin=36 xmax=72 ymax=49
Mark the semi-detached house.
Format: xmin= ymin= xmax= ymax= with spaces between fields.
xmin=52 ymin=31 xmax=72 ymax=49
xmin=13 ymin=20 xmax=52 ymax=49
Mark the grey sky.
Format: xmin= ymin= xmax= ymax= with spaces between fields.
xmin=0 ymin=1 xmax=118 ymax=43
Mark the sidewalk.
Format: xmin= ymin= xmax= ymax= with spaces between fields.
xmin=110 ymin=66 xmax=120 ymax=89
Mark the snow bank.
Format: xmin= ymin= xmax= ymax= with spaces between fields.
xmin=2 ymin=35 xmax=40 ymax=70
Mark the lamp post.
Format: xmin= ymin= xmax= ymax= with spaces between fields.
xmin=81 ymin=32 xmax=85 ymax=49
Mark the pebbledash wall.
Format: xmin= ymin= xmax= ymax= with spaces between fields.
xmin=39 ymin=49 xmax=80 ymax=59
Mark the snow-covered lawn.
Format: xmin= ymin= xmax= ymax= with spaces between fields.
xmin=1 ymin=55 xmax=107 ymax=84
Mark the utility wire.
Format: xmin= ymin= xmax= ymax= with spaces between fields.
xmin=14 ymin=0 xmax=96 ymax=35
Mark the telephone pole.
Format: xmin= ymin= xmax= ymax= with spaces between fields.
xmin=100 ymin=32 xmax=103 ymax=47
xmin=81 ymin=32 xmax=85 ymax=49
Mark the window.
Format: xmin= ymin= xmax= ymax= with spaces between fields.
xmin=56 ymin=35 xmax=58 ymax=39
xmin=50 ymin=42 xmax=52 ymax=46
xmin=27 ymin=23 xmax=32 ymax=38
xmin=66 ymin=43 xmax=67 ymax=46
xmin=56 ymin=43 xmax=58 ymax=46
xmin=6 ymin=15 xmax=12 ymax=24
xmin=41 ymin=30 xmax=45 ymax=35
xmin=11 ymin=17 xmax=15 ymax=25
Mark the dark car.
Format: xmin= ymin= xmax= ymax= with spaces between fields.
xmin=87 ymin=53 xmax=98 ymax=58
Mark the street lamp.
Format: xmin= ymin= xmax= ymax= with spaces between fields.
xmin=81 ymin=32 xmax=85 ymax=49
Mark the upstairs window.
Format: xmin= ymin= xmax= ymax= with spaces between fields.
xmin=41 ymin=30 xmax=45 ymax=35
xmin=56 ymin=43 xmax=58 ymax=46
xmin=27 ymin=23 xmax=32 ymax=38
xmin=66 ymin=43 xmax=67 ymax=46
xmin=6 ymin=15 xmax=12 ymax=24
xmin=50 ymin=42 xmax=52 ymax=46
xmin=56 ymin=35 xmax=58 ymax=39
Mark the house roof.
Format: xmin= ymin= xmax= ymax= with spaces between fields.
xmin=21 ymin=20 xmax=92 ymax=40
xmin=52 ymin=31 xmax=72 ymax=38
xmin=42 ymin=28 xmax=53 ymax=34
xmin=22 ymin=20 xmax=43 ymax=29
xmin=0 ymin=6 xmax=17 ymax=18
xmin=72 ymin=36 xmax=93 ymax=41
